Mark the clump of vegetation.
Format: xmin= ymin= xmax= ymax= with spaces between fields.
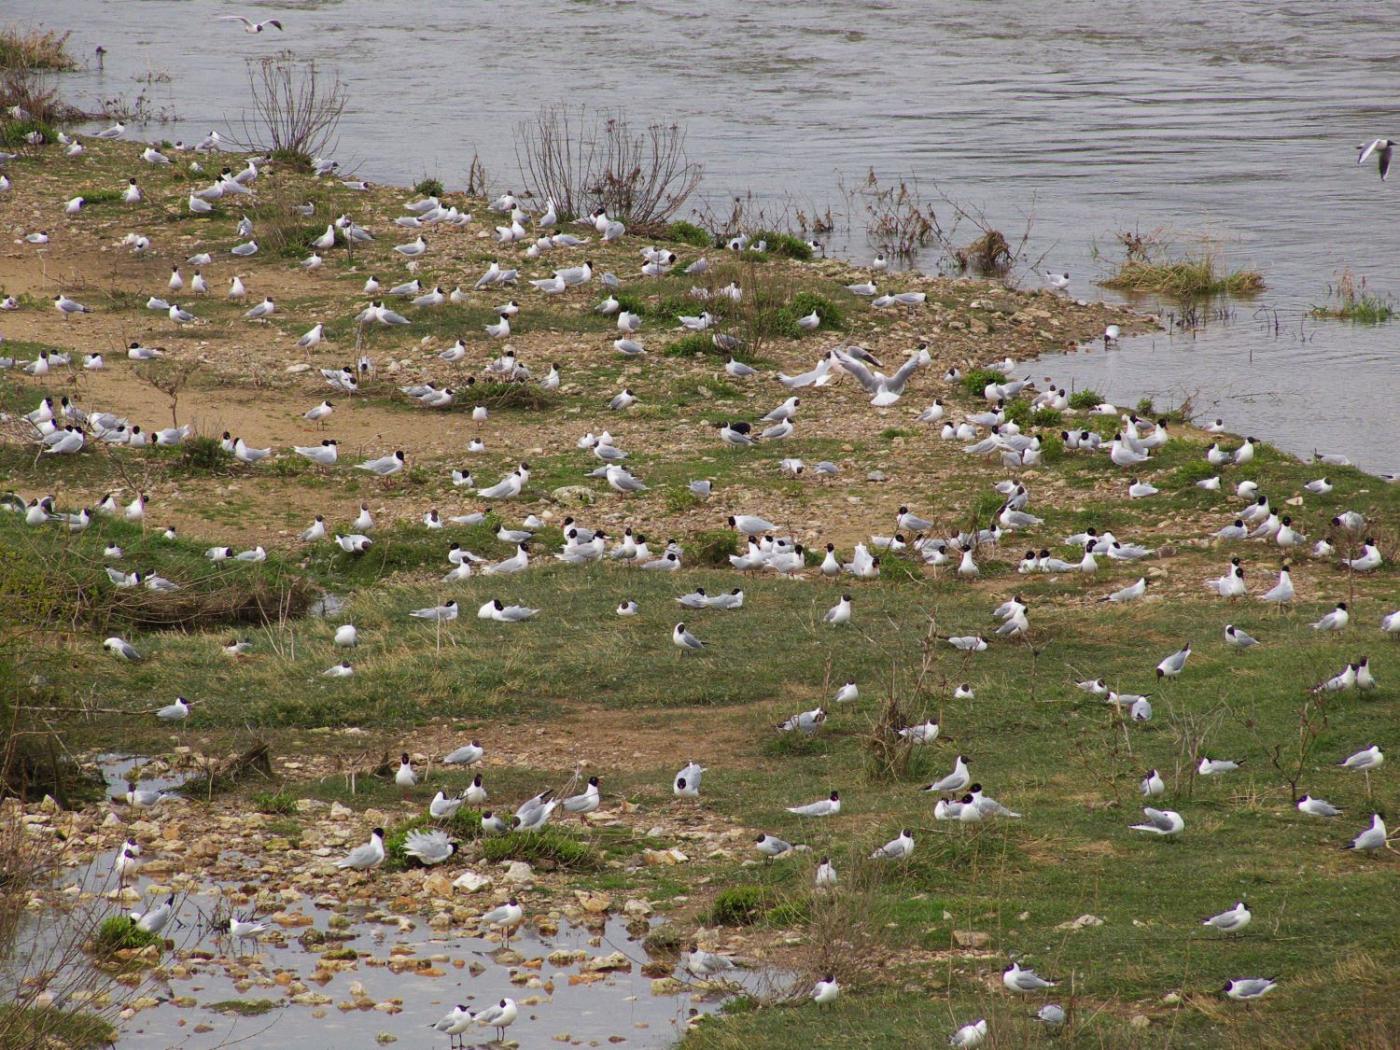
xmin=954 ymin=229 xmax=1013 ymax=276
xmin=413 ymin=176 xmax=445 ymax=198
xmin=479 ymin=827 xmax=597 ymax=869
xmin=91 ymin=916 xmax=163 ymax=958
xmin=643 ymin=925 xmax=685 ymax=955
xmin=0 ymin=115 xmax=51 ymax=147
xmin=383 ymin=811 xmax=482 ymax=871
xmin=664 ymin=332 xmax=716 ymax=358
xmin=252 ymin=790 xmax=298 ymax=815
xmin=1068 ymin=388 xmax=1104 ymax=410
xmin=178 ymin=436 xmax=232 ymax=473
xmin=708 ymin=885 xmax=771 ymax=926
xmin=1310 ymin=267 xmax=1393 ymax=323
xmin=1099 ymin=229 xmax=1263 ymax=298
xmin=0 ymin=27 xmax=75 ymax=70
xmin=689 ymin=530 xmax=738 ymax=567
xmin=962 ymin=368 xmax=1007 ymax=398
xmin=666 ymin=220 xmax=712 ymax=248
xmin=207 ymin=999 xmax=279 ymax=1017
xmin=776 ymin=291 xmax=843 ymax=336
xmin=0 ymin=1006 xmax=116 ymax=1050
xmin=475 ymin=381 xmax=556 ymax=411
xmin=751 ymin=230 xmax=812 ymax=261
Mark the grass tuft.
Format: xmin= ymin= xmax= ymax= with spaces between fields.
xmin=666 ymin=221 xmax=713 ymax=248
xmin=707 ymin=885 xmax=771 ymax=926
xmin=751 ymin=230 xmax=813 ymax=261
xmin=1310 ymin=268 xmax=1392 ymax=323
xmin=91 ymin=915 xmax=162 ymax=957
xmin=1101 ymin=254 xmax=1264 ymax=298
xmin=961 ymin=368 xmax=1006 ymax=398
xmin=664 ymin=332 xmax=717 ymax=358
xmin=478 ymin=827 xmax=598 ymax=869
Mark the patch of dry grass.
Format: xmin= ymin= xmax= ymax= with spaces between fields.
xmin=0 ymin=26 xmax=74 ymax=71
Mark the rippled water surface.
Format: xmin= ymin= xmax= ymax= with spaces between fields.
xmin=13 ymin=0 xmax=1400 ymax=470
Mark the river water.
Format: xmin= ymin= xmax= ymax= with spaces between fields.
xmin=12 ymin=0 xmax=1400 ymax=473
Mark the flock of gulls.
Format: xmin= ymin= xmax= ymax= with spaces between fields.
xmin=1 ymin=24 xmax=1395 ymax=1047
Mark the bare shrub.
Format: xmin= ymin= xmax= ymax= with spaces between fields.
xmin=837 ymin=169 xmax=937 ymax=261
xmin=233 ymin=51 xmax=346 ymax=166
xmin=514 ymin=105 xmax=702 ymax=226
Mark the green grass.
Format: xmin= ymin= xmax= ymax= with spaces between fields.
xmin=383 ymin=810 xmax=482 ymax=870
xmin=667 ymin=221 xmax=713 ymax=248
xmin=776 ymin=291 xmax=843 ymax=336
xmin=665 ymin=332 xmax=717 ymax=358
xmin=412 ymin=176 xmax=445 ymax=198
xmin=752 ymin=230 xmax=814 ymax=261
xmin=0 ymin=117 xmax=54 ymax=147
xmin=252 ymin=790 xmax=298 ymax=814
xmin=478 ymin=827 xmax=599 ymax=869
xmin=1310 ymin=293 xmax=1393 ymax=324
xmin=91 ymin=915 xmax=163 ymax=957
xmin=962 ymin=368 xmax=1007 ymax=397
xmin=1068 ymin=388 xmax=1104 ymax=410
xmin=5 ymin=139 xmax=1398 ymax=1050
xmin=0 ymin=1006 xmax=116 ymax=1050
xmin=708 ymin=884 xmax=773 ymax=926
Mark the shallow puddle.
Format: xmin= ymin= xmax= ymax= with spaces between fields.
xmin=14 ymin=843 xmax=760 ymax=1049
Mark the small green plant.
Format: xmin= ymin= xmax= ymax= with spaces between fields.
xmin=479 ymin=827 xmax=597 ymax=869
xmin=751 ymin=230 xmax=812 ymax=260
xmin=880 ymin=427 xmax=912 ymax=440
xmin=413 ymin=176 xmax=445 ymax=198
xmin=92 ymin=915 xmax=163 ymax=957
xmin=252 ymin=790 xmax=298 ymax=815
xmin=666 ymin=220 xmax=712 ymax=248
xmin=708 ymin=885 xmax=771 ymax=926
xmin=178 ymin=436 xmax=232 ymax=473
xmin=1068 ymin=388 xmax=1103 ymax=410
xmin=762 ymin=732 xmax=829 ymax=758
xmin=664 ymin=332 xmax=716 ymax=358
xmin=0 ymin=1006 xmax=116 ymax=1050
xmin=0 ymin=117 xmax=54 ymax=147
xmin=1002 ymin=399 xmax=1031 ymax=427
xmin=1310 ymin=268 xmax=1393 ymax=323
xmin=776 ymin=291 xmax=843 ymax=336
xmin=1136 ymin=397 xmax=1156 ymax=416
xmin=962 ymin=368 xmax=1007 ymax=398
xmin=689 ymin=530 xmax=739 ymax=567
xmin=1172 ymin=459 xmax=1219 ymax=488
xmin=1031 ymin=407 xmax=1063 ymax=428
xmin=643 ymin=925 xmax=685 ymax=955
